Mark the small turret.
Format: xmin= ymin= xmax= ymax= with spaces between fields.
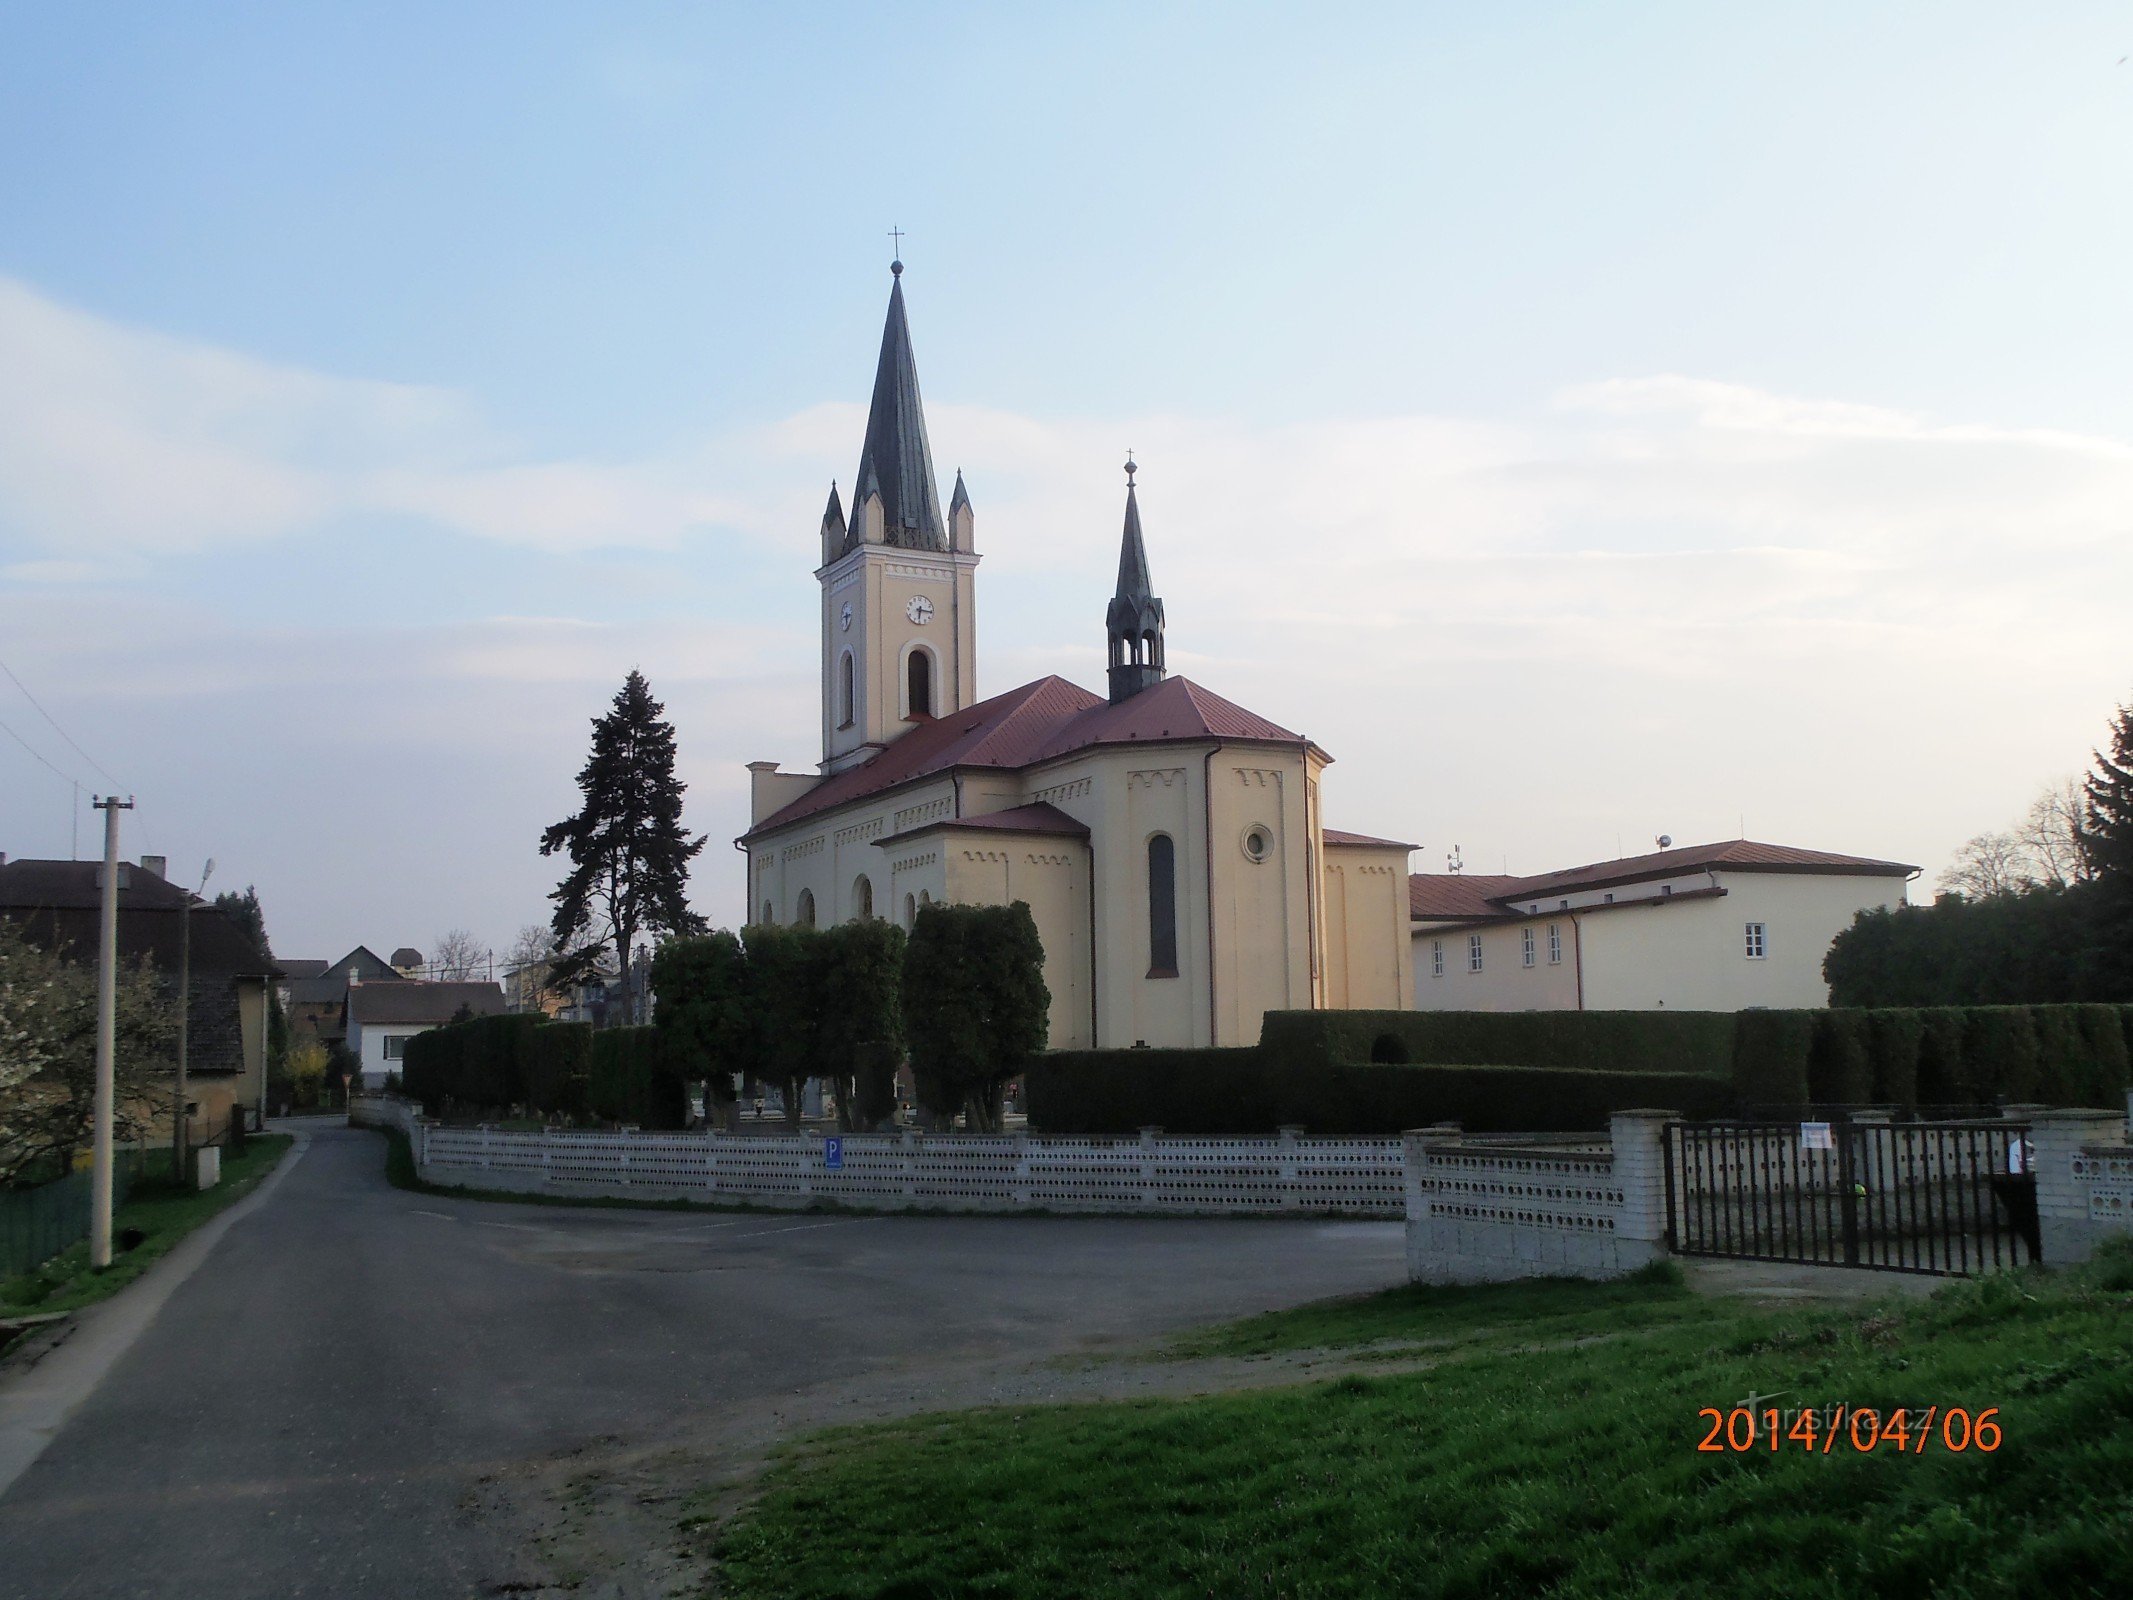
xmin=949 ymin=468 xmax=975 ymax=554
xmin=819 ymin=482 xmax=846 ymax=565
xmin=1105 ymin=455 xmax=1166 ymax=704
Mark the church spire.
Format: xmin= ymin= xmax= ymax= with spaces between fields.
xmin=847 ymin=260 xmax=947 ymax=554
xmin=1105 ymin=454 xmax=1166 ymax=704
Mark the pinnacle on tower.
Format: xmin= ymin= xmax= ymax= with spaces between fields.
xmin=1105 ymin=454 xmax=1167 ymax=704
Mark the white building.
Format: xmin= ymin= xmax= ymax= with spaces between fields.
xmin=1409 ymin=840 xmax=1917 ymax=1013
xmin=345 ymin=978 xmax=505 ymax=1088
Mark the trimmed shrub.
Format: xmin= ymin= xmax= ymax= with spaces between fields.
xmin=1731 ymin=1011 xmax=1814 ymax=1107
xmin=401 ymin=1023 xmax=464 ymax=1112
xmin=1863 ymin=1009 xmax=1924 ymax=1107
xmin=460 ymin=1013 xmax=543 ymax=1109
xmin=1806 ymin=1010 xmax=1874 ymax=1104
xmin=589 ymin=1026 xmax=687 ymax=1129
xmin=524 ymin=1021 xmax=592 ymax=1117
xmin=2074 ymin=1004 xmax=2130 ymax=1107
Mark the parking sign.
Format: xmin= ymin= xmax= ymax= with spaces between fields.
xmin=824 ymin=1135 xmax=843 ymax=1170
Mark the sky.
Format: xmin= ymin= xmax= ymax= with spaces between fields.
xmin=2 ymin=3 xmax=2130 ymax=964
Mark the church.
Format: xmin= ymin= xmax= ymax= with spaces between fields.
xmin=739 ymin=265 xmax=1414 ymax=1049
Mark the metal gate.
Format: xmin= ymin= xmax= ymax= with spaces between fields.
xmin=1664 ymin=1115 xmax=2037 ymax=1275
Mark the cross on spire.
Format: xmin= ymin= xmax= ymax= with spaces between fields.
xmin=888 ymin=226 xmax=905 ymax=273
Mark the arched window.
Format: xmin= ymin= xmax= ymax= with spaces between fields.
xmin=760 ymin=900 xmax=773 ymax=926
xmin=797 ymin=889 xmax=816 ymax=928
xmin=907 ymin=647 xmax=934 ymax=718
xmin=838 ymin=653 xmax=855 ymax=730
xmin=903 ymin=891 xmax=916 ymax=927
xmin=919 ymin=890 xmax=933 ymax=909
xmin=854 ymin=875 xmax=874 ymax=920
xmin=1143 ymin=629 xmax=1163 ymax=668
xmin=1146 ymin=833 xmax=1178 ymax=978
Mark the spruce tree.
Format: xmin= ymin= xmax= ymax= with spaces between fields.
xmin=2083 ymin=695 xmax=2133 ymax=884
xmin=541 ymin=670 xmax=707 ymax=1024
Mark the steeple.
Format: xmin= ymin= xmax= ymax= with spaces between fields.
xmin=846 ymin=261 xmax=946 ymax=554
xmin=1105 ymin=454 xmax=1166 ymax=704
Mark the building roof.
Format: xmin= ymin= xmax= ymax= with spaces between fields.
xmin=278 ymin=958 xmax=329 ymax=981
xmin=845 ymin=268 xmax=946 ymax=554
xmin=1409 ymin=839 xmax=1919 ymax=924
xmin=1408 ymin=874 xmax=1525 ymax=922
xmin=349 ymin=980 xmax=506 ymax=1025
xmin=878 ymin=801 xmax=1092 ymax=849
xmin=1323 ymin=828 xmax=1419 ymax=851
xmin=0 ymin=858 xmax=278 ymax=975
xmin=745 ymin=673 xmax=1313 ymax=841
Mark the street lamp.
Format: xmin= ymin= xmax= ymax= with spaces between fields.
xmin=174 ymin=858 xmax=214 ymax=1182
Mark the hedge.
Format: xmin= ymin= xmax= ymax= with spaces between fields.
xmin=1025 ymin=1050 xmax=1735 ymax=1136
xmin=1259 ymin=1009 xmax=1737 ymax=1078
xmin=589 ymin=1026 xmax=688 ymax=1129
xmin=1030 ymin=1003 xmax=2132 ymax=1136
xmin=524 ymin=1021 xmax=592 ymax=1118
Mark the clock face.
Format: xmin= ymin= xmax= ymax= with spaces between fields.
xmin=839 ymin=601 xmax=853 ymax=632
xmin=906 ymin=595 xmax=934 ymax=625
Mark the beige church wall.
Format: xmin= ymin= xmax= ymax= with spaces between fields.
xmin=1206 ymin=753 xmax=1313 ymax=1043
xmin=943 ymin=838 xmax=1094 ymax=1049
xmin=747 ymin=776 xmax=957 ymax=928
xmin=1411 ymin=919 xmax=1582 ymax=1012
xmin=1322 ymin=845 xmax=1413 ymax=1012
xmin=1578 ymin=873 xmax=1908 ymax=1012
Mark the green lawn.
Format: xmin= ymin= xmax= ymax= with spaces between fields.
xmin=711 ymin=1249 xmax=2133 ymax=1599
xmin=1 ymin=1135 xmax=293 ymax=1323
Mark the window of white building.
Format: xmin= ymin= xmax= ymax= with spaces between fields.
xmin=1548 ymin=924 xmax=1562 ymax=964
xmin=1431 ymin=939 xmax=1444 ymax=978
xmin=1521 ymin=927 xmax=1535 ymax=967
xmin=1745 ymin=921 xmax=1767 ymax=959
xmin=383 ymin=1035 xmax=408 ymax=1060
xmin=1468 ymin=933 xmax=1484 ymax=973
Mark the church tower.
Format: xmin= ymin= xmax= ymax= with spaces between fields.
xmin=818 ymin=261 xmax=979 ymax=774
xmin=1106 ymin=456 xmax=1166 ymax=703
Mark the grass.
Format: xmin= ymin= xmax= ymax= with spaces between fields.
xmin=711 ymin=1249 xmax=2133 ymax=1599
xmin=1 ymin=1135 xmax=292 ymax=1324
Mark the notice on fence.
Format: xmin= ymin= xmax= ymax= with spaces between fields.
xmin=1799 ymin=1122 xmax=1834 ymax=1151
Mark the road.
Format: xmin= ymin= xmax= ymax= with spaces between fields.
xmin=0 ymin=1123 xmax=1404 ymax=1599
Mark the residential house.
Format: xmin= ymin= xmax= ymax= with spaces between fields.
xmin=345 ymin=977 xmax=505 ymax=1089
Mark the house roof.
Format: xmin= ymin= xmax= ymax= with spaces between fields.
xmin=0 ymin=858 xmax=278 ymax=975
xmin=745 ymin=673 xmax=1313 ymax=841
xmin=1323 ymin=828 xmax=1419 ymax=851
xmin=348 ymin=980 xmax=505 ymax=1025
xmin=278 ymin=958 xmax=329 ymax=981
xmin=1409 ymin=839 xmax=1919 ymax=924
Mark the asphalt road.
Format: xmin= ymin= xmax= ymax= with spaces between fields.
xmin=0 ymin=1124 xmax=1404 ymax=1599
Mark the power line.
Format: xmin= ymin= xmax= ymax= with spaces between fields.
xmin=0 ymin=654 xmax=126 ymax=790
xmin=0 ymin=707 xmax=78 ymax=785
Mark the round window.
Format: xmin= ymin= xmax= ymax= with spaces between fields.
xmin=1242 ymin=827 xmax=1271 ymax=863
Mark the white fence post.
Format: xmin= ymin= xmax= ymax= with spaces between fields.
xmin=1139 ymin=1126 xmax=1162 ymax=1210
xmin=1277 ymin=1124 xmax=1303 ymax=1210
xmin=1608 ymin=1109 xmax=1676 ymax=1270
xmin=1012 ymin=1130 xmax=1032 ymax=1208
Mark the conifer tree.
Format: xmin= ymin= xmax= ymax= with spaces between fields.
xmin=2082 ymin=695 xmax=2133 ymax=885
xmin=541 ymin=670 xmax=707 ymax=1024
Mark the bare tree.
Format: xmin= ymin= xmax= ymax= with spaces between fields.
xmin=430 ymin=928 xmax=486 ymax=982
xmin=503 ymin=923 xmax=559 ymax=1012
xmin=1938 ymin=831 xmax=2032 ymax=899
xmin=2017 ymin=777 xmax=2091 ymax=887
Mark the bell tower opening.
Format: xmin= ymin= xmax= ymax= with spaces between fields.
xmin=907 ymin=647 xmax=933 ymax=719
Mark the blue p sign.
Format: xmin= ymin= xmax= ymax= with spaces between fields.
xmin=824 ymin=1135 xmax=844 ymax=1170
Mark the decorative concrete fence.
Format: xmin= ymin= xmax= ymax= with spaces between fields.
xmin=347 ymin=1097 xmax=1405 ymax=1216
xmin=1402 ymin=1112 xmax=1671 ymax=1284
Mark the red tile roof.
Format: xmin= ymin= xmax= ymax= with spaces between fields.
xmin=746 ymin=674 xmax=1310 ymax=840
xmin=1408 ymin=874 xmax=1524 ymax=921
xmin=880 ymin=802 xmax=1091 ymax=845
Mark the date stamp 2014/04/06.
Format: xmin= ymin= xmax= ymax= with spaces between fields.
xmin=1697 ymin=1403 xmax=2002 ymax=1455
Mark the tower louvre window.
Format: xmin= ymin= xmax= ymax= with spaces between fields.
xmin=838 ymin=652 xmax=855 ymax=729
xmin=1147 ymin=833 xmax=1179 ymax=978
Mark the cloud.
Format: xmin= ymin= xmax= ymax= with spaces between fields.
xmin=4 ymin=276 xmax=2130 ymax=954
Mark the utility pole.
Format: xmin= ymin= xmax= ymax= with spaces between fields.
xmin=90 ymin=795 xmax=134 ymax=1270
xmin=173 ymin=858 xmax=214 ymax=1184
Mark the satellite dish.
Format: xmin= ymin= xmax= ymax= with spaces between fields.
xmin=1656 ymin=835 xmax=1673 ymax=849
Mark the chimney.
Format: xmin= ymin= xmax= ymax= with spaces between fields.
xmin=140 ymin=855 xmax=168 ymax=879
